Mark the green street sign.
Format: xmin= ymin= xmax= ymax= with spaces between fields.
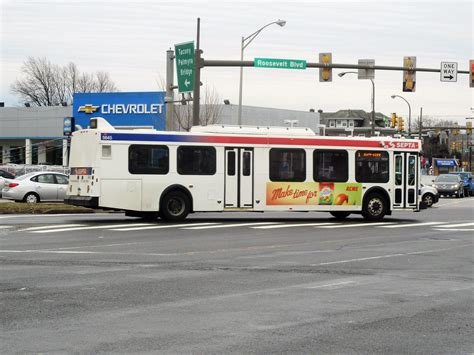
xmin=254 ymin=57 xmax=307 ymax=70
xmin=175 ymin=41 xmax=195 ymax=93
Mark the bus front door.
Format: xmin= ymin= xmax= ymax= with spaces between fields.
xmin=224 ymin=148 xmax=254 ymax=208
xmin=393 ymin=152 xmax=419 ymax=209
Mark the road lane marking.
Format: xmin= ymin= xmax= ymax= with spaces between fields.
xmin=111 ymin=222 xmax=220 ymax=231
xmin=0 ymin=225 xmax=12 ymax=229
xmin=305 ymin=280 xmax=357 ymax=289
xmin=0 ymin=243 xmax=292 ymax=256
xmin=19 ymin=224 xmax=86 ymax=231
xmin=182 ymin=222 xmax=279 ymax=230
xmin=436 ymin=222 xmax=474 ymax=228
xmin=432 ymin=228 xmax=474 ymax=232
xmin=0 ymin=213 xmax=112 ymax=219
xmin=252 ymin=223 xmax=339 ymax=229
xmin=378 ymin=222 xmax=443 ymax=228
xmin=318 ymin=222 xmax=394 ymax=228
xmin=32 ymin=223 xmax=156 ymax=233
xmin=310 ymin=245 xmax=467 ymax=266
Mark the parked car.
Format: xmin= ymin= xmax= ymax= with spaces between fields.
xmin=432 ymin=174 xmax=465 ymax=198
xmin=420 ymin=184 xmax=439 ymax=207
xmin=0 ymin=169 xmax=16 ymax=197
xmin=449 ymin=172 xmax=474 ymax=196
xmin=1 ymin=172 xmax=69 ymax=203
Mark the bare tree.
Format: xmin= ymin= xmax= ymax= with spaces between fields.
xmin=11 ymin=56 xmax=118 ymax=106
xmin=174 ymin=86 xmax=224 ymax=131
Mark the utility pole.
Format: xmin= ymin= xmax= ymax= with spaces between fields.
xmin=192 ymin=17 xmax=201 ymax=126
xmin=165 ymin=48 xmax=175 ymax=131
xmin=418 ymin=107 xmax=422 ymax=141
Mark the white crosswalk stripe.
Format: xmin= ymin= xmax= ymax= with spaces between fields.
xmin=111 ymin=222 xmax=220 ymax=231
xmin=317 ymin=222 xmax=394 ymax=229
xmin=252 ymin=222 xmax=339 ymax=230
xmin=0 ymin=225 xmax=13 ymax=229
xmin=378 ymin=222 xmax=444 ymax=229
xmin=20 ymin=224 xmax=86 ymax=231
xmin=32 ymin=223 xmax=156 ymax=234
xmin=432 ymin=228 xmax=474 ymax=232
xmin=182 ymin=222 xmax=279 ymax=230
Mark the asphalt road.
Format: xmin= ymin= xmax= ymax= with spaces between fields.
xmin=1 ymin=198 xmax=473 ymax=353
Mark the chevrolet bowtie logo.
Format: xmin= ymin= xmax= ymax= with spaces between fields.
xmin=78 ymin=104 xmax=99 ymax=114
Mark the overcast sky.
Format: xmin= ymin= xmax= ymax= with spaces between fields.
xmin=1 ymin=0 xmax=473 ymax=121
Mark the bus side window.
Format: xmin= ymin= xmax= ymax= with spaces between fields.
xmin=313 ymin=150 xmax=348 ymax=182
xmin=177 ymin=146 xmax=216 ymax=175
xmin=355 ymin=151 xmax=389 ymax=183
xmin=269 ymin=148 xmax=305 ymax=182
xmin=129 ymin=145 xmax=169 ymax=175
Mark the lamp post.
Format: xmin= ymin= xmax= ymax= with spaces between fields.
xmin=238 ymin=19 xmax=286 ymax=125
xmin=391 ymin=94 xmax=412 ymax=137
xmin=338 ymin=71 xmax=376 ymax=136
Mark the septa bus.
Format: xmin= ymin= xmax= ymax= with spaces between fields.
xmin=65 ymin=117 xmax=423 ymax=221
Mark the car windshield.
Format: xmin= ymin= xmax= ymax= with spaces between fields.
xmin=435 ymin=175 xmax=459 ymax=182
xmin=15 ymin=172 xmax=36 ymax=181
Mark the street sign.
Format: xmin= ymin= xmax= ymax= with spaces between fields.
xmin=175 ymin=41 xmax=195 ymax=93
xmin=358 ymin=59 xmax=375 ymax=80
xmin=254 ymin=58 xmax=307 ymax=70
xmin=403 ymin=56 xmax=416 ymax=92
xmin=440 ymin=62 xmax=457 ymax=82
xmin=319 ymin=53 xmax=332 ymax=82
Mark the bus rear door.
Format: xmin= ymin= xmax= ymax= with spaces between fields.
xmin=224 ymin=148 xmax=254 ymax=208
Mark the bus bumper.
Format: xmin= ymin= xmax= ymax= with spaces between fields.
xmin=64 ymin=196 xmax=99 ymax=208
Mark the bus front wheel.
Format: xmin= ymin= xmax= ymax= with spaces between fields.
xmin=362 ymin=193 xmax=387 ymax=221
xmin=160 ymin=191 xmax=191 ymax=222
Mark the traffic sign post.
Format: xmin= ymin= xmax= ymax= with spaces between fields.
xmin=440 ymin=62 xmax=458 ymax=82
xmin=358 ymin=59 xmax=375 ymax=80
xmin=175 ymin=41 xmax=195 ymax=93
xmin=254 ymin=58 xmax=307 ymax=69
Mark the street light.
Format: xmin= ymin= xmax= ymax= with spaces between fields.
xmin=238 ymin=19 xmax=286 ymax=125
xmin=338 ymin=71 xmax=376 ymax=136
xmin=391 ymin=94 xmax=412 ymax=137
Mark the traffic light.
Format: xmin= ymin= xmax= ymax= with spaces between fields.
xmin=391 ymin=113 xmax=398 ymax=128
xmin=403 ymin=56 xmax=416 ymax=92
xmin=398 ymin=117 xmax=405 ymax=132
xmin=319 ymin=53 xmax=332 ymax=82
xmin=451 ymin=142 xmax=456 ymax=151
xmin=457 ymin=142 xmax=462 ymax=151
xmin=467 ymin=121 xmax=472 ymax=135
xmin=470 ymin=60 xmax=474 ymax=88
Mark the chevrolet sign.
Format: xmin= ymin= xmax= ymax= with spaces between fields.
xmin=73 ymin=92 xmax=166 ymax=130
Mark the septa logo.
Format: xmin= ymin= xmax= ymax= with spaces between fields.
xmin=380 ymin=141 xmax=418 ymax=149
xmin=78 ymin=104 xmax=99 ymax=114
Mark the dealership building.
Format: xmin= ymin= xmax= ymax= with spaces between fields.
xmin=0 ymin=91 xmax=321 ymax=166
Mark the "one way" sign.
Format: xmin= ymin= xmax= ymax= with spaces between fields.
xmin=440 ymin=62 xmax=458 ymax=82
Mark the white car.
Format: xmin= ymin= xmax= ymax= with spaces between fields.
xmin=0 ymin=169 xmax=16 ymax=198
xmin=2 ymin=172 xmax=69 ymax=203
xmin=420 ymin=184 xmax=439 ymax=207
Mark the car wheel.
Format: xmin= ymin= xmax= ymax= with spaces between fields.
xmin=330 ymin=211 xmax=351 ymax=220
xmin=24 ymin=192 xmax=39 ymax=204
xmin=422 ymin=193 xmax=435 ymax=207
xmin=362 ymin=193 xmax=387 ymax=221
xmin=159 ymin=191 xmax=191 ymax=222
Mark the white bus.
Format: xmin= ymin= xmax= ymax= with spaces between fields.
xmin=66 ymin=117 xmax=423 ymax=221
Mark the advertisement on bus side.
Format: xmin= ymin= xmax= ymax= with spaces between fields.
xmin=266 ymin=182 xmax=362 ymax=206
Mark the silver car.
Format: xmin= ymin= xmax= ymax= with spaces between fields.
xmin=2 ymin=172 xmax=69 ymax=203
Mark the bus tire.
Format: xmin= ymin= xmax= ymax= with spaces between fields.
xmin=330 ymin=211 xmax=351 ymax=220
xmin=362 ymin=193 xmax=387 ymax=221
xmin=159 ymin=190 xmax=191 ymax=222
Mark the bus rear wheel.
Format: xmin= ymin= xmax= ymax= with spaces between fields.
xmin=362 ymin=193 xmax=387 ymax=221
xmin=160 ymin=191 xmax=191 ymax=222
xmin=330 ymin=211 xmax=351 ymax=220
